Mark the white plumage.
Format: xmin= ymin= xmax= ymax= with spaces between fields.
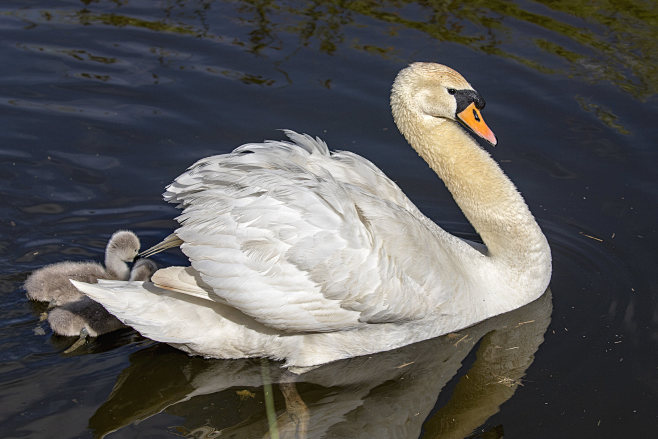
xmin=74 ymin=63 xmax=552 ymax=369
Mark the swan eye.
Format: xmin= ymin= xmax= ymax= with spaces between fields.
xmin=447 ymin=88 xmax=456 ymax=95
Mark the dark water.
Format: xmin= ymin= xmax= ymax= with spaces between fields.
xmin=1 ymin=1 xmax=656 ymax=437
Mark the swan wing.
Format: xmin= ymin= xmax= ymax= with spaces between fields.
xmin=163 ymin=131 xmax=468 ymax=332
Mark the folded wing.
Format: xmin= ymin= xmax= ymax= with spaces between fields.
xmin=161 ymin=131 xmax=470 ymax=333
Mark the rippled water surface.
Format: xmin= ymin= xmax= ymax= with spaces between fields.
xmin=1 ymin=1 xmax=656 ymax=438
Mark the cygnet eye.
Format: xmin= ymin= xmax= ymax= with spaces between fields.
xmin=447 ymin=88 xmax=456 ymax=95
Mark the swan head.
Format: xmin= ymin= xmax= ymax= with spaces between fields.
xmin=106 ymin=230 xmax=141 ymax=263
xmin=391 ymin=62 xmax=497 ymax=146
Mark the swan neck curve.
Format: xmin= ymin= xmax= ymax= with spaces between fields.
xmin=392 ymin=98 xmax=551 ymax=289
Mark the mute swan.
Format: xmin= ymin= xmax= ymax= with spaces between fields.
xmin=25 ymin=230 xmax=141 ymax=306
xmin=47 ymin=258 xmax=158 ymax=339
xmin=74 ymin=62 xmax=552 ymax=369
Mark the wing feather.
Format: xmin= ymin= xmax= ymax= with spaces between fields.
xmin=163 ymin=131 xmax=469 ymax=332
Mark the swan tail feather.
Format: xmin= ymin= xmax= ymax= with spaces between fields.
xmin=150 ymin=266 xmax=218 ymax=303
xmin=69 ymin=279 xmax=194 ymax=344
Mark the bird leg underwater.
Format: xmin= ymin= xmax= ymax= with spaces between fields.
xmin=259 ymin=359 xmax=308 ymax=439
xmin=63 ymin=327 xmax=89 ymax=354
xmin=275 ymin=381 xmax=310 ymax=439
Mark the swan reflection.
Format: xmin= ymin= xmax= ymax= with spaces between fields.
xmin=90 ymin=290 xmax=551 ymax=438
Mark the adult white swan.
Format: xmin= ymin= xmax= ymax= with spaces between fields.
xmin=74 ymin=63 xmax=551 ymax=369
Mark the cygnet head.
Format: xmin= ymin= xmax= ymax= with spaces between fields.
xmin=129 ymin=258 xmax=158 ymax=282
xmin=391 ymin=62 xmax=497 ymax=146
xmin=106 ymin=230 xmax=141 ymax=263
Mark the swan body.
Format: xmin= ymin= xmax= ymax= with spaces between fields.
xmin=25 ymin=230 xmax=141 ymax=306
xmin=74 ymin=63 xmax=551 ymax=369
xmin=47 ymin=258 xmax=158 ymax=338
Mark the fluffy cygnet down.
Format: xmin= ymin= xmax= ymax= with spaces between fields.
xmin=47 ymin=258 xmax=158 ymax=343
xmin=24 ymin=230 xmax=141 ymax=307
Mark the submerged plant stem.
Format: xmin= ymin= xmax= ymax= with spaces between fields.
xmin=261 ymin=358 xmax=279 ymax=439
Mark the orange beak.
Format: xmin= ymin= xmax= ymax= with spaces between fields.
xmin=457 ymin=102 xmax=497 ymax=146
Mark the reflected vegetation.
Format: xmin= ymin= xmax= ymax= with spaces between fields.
xmin=4 ymin=0 xmax=656 ymax=98
xmin=1 ymin=1 xmax=654 ymax=436
xmin=575 ymin=95 xmax=630 ymax=135
xmin=88 ymin=291 xmax=552 ymax=438
xmin=78 ymin=12 xmax=198 ymax=36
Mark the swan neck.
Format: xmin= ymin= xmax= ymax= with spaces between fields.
xmin=397 ymin=113 xmax=550 ymax=271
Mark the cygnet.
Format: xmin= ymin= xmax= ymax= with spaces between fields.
xmin=47 ymin=258 xmax=158 ymax=341
xmin=24 ymin=230 xmax=141 ymax=306
xmin=129 ymin=257 xmax=159 ymax=282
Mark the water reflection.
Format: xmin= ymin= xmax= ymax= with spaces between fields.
xmin=89 ymin=290 xmax=552 ymax=438
xmin=5 ymin=0 xmax=655 ymax=97
xmin=1 ymin=0 xmax=654 ymax=436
